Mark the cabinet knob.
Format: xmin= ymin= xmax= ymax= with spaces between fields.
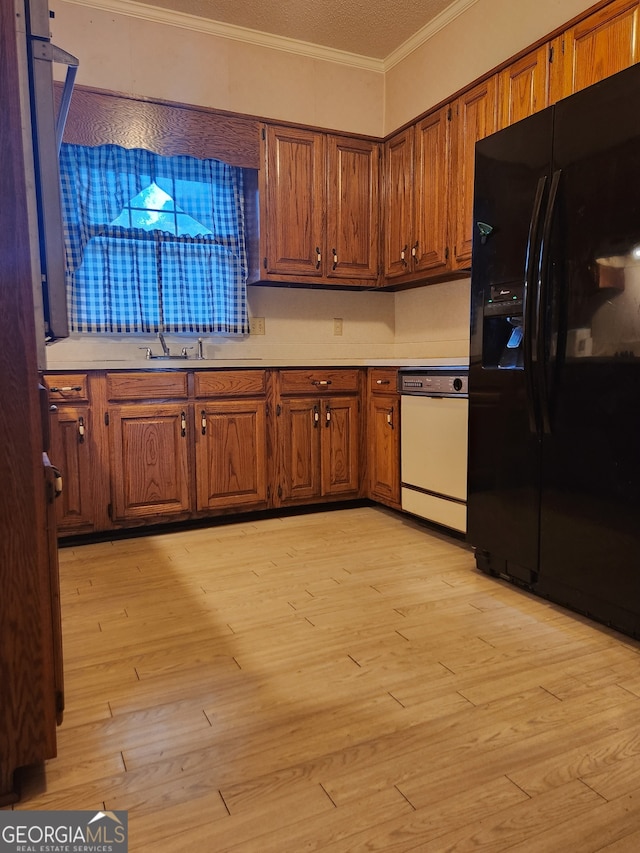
xmin=316 ymin=247 xmax=322 ymax=269
xmin=78 ymin=416 xmax=85 ymax=443
xmin=376 ymin=379 xmax=390 ymax=385
xmin=312 ymin=379 xmax=332 ymax=386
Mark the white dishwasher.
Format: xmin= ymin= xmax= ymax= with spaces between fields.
xmin=399 ymin=368 xmax=469 ymax=533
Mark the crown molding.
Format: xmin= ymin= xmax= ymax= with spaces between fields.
xmin=58 ymin=0 xmax=385 ymax=72
xmin=60 ymin=0 xmax=481 ymax=72
xmin=383 ymin=0 xmax=481 ymax=71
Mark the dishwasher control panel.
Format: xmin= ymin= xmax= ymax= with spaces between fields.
xmin=399 ymin=368 xmax=468 ymax=397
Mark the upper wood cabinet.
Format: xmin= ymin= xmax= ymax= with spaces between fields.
xmin=498 ymin=44 xmax=551 ymax=129
xmin=383 ymin=106 xmax=451 ymax=282
xmin=549 ymin=0 xmax=640 ymax=102
xmin=450 ymin=77 xmax=498 ymax=269
xmin=326 ymin=135 xmax=380 ymax=282
xmin=255 ymin=125 xmax=380 ymax=286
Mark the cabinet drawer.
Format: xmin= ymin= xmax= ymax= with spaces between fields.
xmin=194 ymin=370 xmax=266 ymax=398
xmin=44 ymin=373 xmax=89 ymax=403
xmin=279 ymin=369 xmax=360 ymax=395
xmin=369 ymin=368 xmax=398 ymax=394
xmin=107 ymin=371 xmax=188 ymax=401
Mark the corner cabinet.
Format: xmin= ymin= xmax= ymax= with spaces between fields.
xmin=254 ymin=125 xmax=380 ymax=287
xmin=276 ymin=369 xmax=363 ymax=506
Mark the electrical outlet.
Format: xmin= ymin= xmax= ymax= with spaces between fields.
xmin=250 ymin=317 xmax=265 ymax=335
xmin=333 ymin=317 xmax=343 ymax=336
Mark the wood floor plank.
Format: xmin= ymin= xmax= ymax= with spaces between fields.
xmin=10 ymin=506 xmax=640 ymax=853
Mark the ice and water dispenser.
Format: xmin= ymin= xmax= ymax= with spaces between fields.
xmin=482 ymin=282 xmax=525 ymax=369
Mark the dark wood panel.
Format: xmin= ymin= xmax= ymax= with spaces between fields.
xmin=55 ymin=84 xmax=260 ymax=169
xmin=1 ymin=0 xmax=58 ymax=803
xmin=194 ymin=370 xmax=266 ymax=398
xmin=279 ymin=369 xmax=360 ymax=395
xmin=106 ymin=371 xmax=188 ymax=401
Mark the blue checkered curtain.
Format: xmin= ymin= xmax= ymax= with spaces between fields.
xmin=59 ymin=143 xmax=249 ymax=334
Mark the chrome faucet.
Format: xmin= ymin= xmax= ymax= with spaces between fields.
xmin=158 ymin=332 xmax=170 ymax=356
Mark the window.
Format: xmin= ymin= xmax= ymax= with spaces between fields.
xmin=59 ymin=143 xmax=249 ymax=335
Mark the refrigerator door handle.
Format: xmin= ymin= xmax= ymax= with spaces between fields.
xmin=536 ymin=169 xmax=562 ymax=435
xmin=523 ymin=175 xmax=548 ymax=434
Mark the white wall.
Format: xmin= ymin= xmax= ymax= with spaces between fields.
xmin=384 ymin=0 xmax=595 ymax=133
xmin=51 ymin=1 xmax=385 ymax=136
xmin=47 ymin=0 xmax=596 ymax=368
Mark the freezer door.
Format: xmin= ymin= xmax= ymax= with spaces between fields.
xmin=538 ymin=62 xmax=640 ymax=634
xmin=467 ymin=108 xmax=552 ymax=580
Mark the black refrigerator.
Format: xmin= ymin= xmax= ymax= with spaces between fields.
xmin=467 ymin=62 xmax=640 ymax=638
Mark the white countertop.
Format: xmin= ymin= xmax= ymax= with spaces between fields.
xmin=45 ymin=356 xmax=470 ymax=371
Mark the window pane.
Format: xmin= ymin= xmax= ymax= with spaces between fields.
xmin=176 ymin=214 xmax=211 ymax=237
xmin=111 ymin=209 xmax=131 ymax=228
xmin=139 ymin=182 xmax=174 ymax=211
xmin=131 ymin=209 xmax=176 ymax=233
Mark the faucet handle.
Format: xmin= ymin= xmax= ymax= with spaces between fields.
xmin=138 ymin=347 xmax=153 ymax=359
xmin=180 ymin=346 xmax=194 ymax=358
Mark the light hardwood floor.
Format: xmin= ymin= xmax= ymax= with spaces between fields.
xmin=6 ymin=505 xmax=640 ymax=850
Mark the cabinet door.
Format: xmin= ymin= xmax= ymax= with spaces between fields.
xmin=369 ymin=394 xmax=400 ymax=507
xmin=383 ymin=127 xmax=414 ymax=278
xmin=50 ymin=405 xmax=95 ymax=534
xmin=326 ymin=135 xmax=380 ymax=282
xmin=279 ymin=398 xmax=321 ymax=502
xmin=109 ymin=404 xmax=191 ymax=521
xmin=498 ymin=44 xmax=550 ymax=128
xmin=195 ymin=400 xmax=267 ymax=510
xmin=263 ymin=125 xmax=325 ymax=277
xmin=451 ymin=77 xmax=498 ymax=268
xmin=322 ymin=396 xmax=360 ymax=496
xmin=413 ymin=107 xmax=451 ymax=274
xmin=550 ymin=0 xmax=640 ymax=102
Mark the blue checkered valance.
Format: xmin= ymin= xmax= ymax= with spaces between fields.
xmin=59 ymin=143 xmax=249 ymax=335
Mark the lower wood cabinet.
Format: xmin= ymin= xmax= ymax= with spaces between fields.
xmin=49 ymin=404 xmax=95 ymax=533
xmin=45 ymin=366 xmax=380 ymax=536
xmin=276 ymin=370 xmax=362 ymax=506
xmin=367 ymin=368 xmax=401 ymax=508
xmin=109 ymin=403 xmax=191 ymax=522
xmin=278 ymin=395 xmax=360 ymax=504
xmin=44 ymin=374 xmax=102 ymax=536
xmin=195 ymin=399 xmax=268 ymax=510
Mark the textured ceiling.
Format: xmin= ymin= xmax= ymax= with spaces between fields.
xmin=117 ymin=0 xmax=457 ymax=59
